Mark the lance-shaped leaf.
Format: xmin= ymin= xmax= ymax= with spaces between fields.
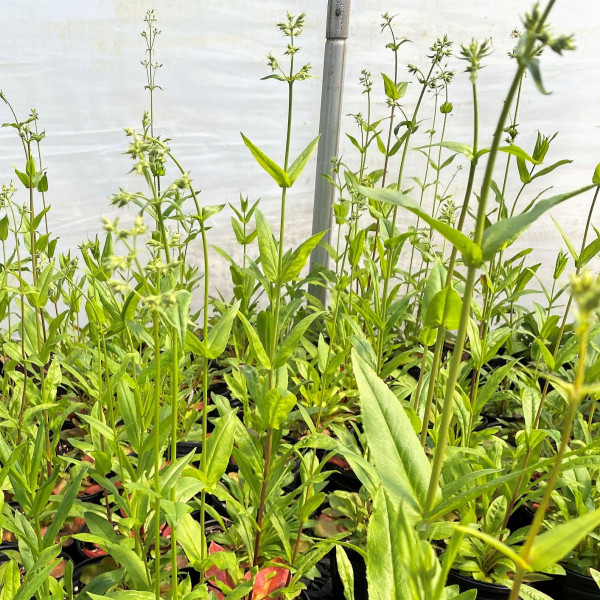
xmin=367 ymin=488 xmax=406 ymax=600
xmin=579 ymin=235 xmax=600 ymax=269
xmin=205 ymin=301 xmax=240 ymax=359
xmin=43 ymin=464 xmax=87 ymax=546
xmin=237 ymin=313 xmax=271 ymax=370
xmin=273 ymin=312 xmax=322 ymax=369
xmin=415 ymin=141 xmax=474 ymax=162
xmin=13 ymin=559 xmax=62 ymax=600
xmin=355 ymin=183 xmax=482 ymax=266
xmin=352 ymin=349 xmax=436 ymax=522
xmin=528 ymin=507 xmax=600 ymax=571
xmin=162 ymin=289 xmax=192 ymax=346
xmin=287 ymin=134 xmax=320 ymax=186
xmin=255 ymin=210 xmax=279 ymax=282
xmin=241 ymin=133 xmax=290 ymax=188
xmin=281 ymin=231 xmax=326 ymax=282
xmin=202 ymin=409 xmax=237 ymax=489
xmin=481 ymin=185 xmax=596 ymax=262
xmin=476 ymin=145 xmax=542 ymax=164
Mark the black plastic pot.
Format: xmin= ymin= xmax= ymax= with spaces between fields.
xmin=446 ymin=570 xmax=511 ymax=600
xmin=331 ymin=547 xmax=367 ymax=600
xmin=556 ymin=568 xmax=599 ymax=599
xmin=324 ymin=466 xmax=362 ymax=494
xmin=301 ymin=552 xmax=334 ymax=599
xmin=72 ymin=555 xmax=120 ymax=596
xmin=506 ymin=503 xmax=535 ymax=532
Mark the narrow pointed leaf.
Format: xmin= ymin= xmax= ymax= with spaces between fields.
xmin=241 ymin=133 xmax=290 ymax=187
xmin=287 ymin=134 xmax=320 ymax=186
xmin=255 ymin=210 xmax=278 ymax=282
xmin=355 ymin=184 xmax=482 ymax=266
xmin=203 ymin=410 xmax=237 ymax=489
xmin=206 ymin=301 xmax=240 ymax=359
xmin=281 ymin=231 xmax=326 ymax=282
xmin=237 ymin=313 xmax=271 ymax=369
xmin=273 ymin=312 xmax=322 ymax=369
xmin=352 ymin=349 xmax=435 ymax=521
xmin=476 ymin=145 xmax=542 ymax=164
xmin=481 ymin=185 xmax=595 ymax=262
xmin=528 ymin=507 xmax=600 ymax=571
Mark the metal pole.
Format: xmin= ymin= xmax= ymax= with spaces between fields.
xmin=309 ymin=0 xmax=350 ymax=306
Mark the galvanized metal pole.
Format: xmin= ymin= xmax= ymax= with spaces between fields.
xmin=309 ymin=0 xmax=350 ymax=306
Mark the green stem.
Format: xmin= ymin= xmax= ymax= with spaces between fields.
xmin=424 ymin=34 xmax=536 ymax=517
xmin=376 ymin=66 xmax=435 ymax=372
xmin=171 ymin=332 xmax=179 ymax=600
xmin=152 ymin=313 xmax=162 ymax=600
xmin=418 ymin=80 xmax=479 ymax=440
xmin=508 ymin=321 xmax=587 ymax=600
xmin=253 ymin=52 xmax=295 ymax=569
xmin=199 ymin=217 xmax=210 ymax=565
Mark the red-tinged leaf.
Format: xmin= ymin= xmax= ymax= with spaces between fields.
xmin=253 ymin=559 xmax=290 ymax=599
xmin=206 ymin=542 xmax=236 ymax=600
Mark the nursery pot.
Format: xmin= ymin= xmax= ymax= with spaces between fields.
xmin=72 ymin=555 xmax=120 ymax=596
xmin=446 ymin=570 xmax=511 ymax=600
xmin=299 ymin=551 xmax=334 ymax=600
xmin=555 ymin=568 xmax=600 ymax=600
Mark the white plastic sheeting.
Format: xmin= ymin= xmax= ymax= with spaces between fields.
xmin=0 ymin=1 xmax=599 ymax=299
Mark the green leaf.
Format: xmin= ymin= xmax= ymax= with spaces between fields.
xmin=162 ymin=289 xmax=192 ymax=346
xmin=352 ymin=349 xmax=435 ymax=521
xmin=0 ymin=216 xmax=9 ymax=242
xmin=14 ymin=169 xmax=30 ymax=188
xmin=366 ymin=488 xmax=405 ymax=600
xmin=103 ymin=542 xmax=149 ymax=591
xmin=415 ymin=141 xmax=474 ymax=162
xmin=241 ymin=133 xmax=290 ymax=187
xmin=421 ymin=261 xmax=446 ymax=322
xmin=36 ymin=172 xmax=48 ymax=193
xmin=13 ymin=559 xmax=61 ymax=600
xmin=526 ymin=57 xmax=550 ymax=95
xmin=203 ymin=410 xmax=237 ymax=489
xmin=176 ymin=513 xmax=205 ymax=566
xmin=260 ymin=388 xmax=296 ymax=430
xmin=480 ymin=185 xmax=595 ymax=262
xmin=281 ymin=231 xmax=326 ymax=282
xmin=534 ymin=339 xmax=555 ymax=371
xmin=452 ymin=525 xmax=531 ymax=572
xmin=237 ymin=313 xmax=271 ymax=369
xmin=382 ymin=73 xmax=399 ymax=100
xmin=552 ymin=217 xmax=579 ymax=264
xmin=206 ymin=301 xmax=240 ymax=359
xmin=273 ymin=312 xmax=321 ymax=369
xmin=43 ymin=464 xmax=87 ymax=546
xmin=423 ymin=286 xmax=462 ymax=330
xmin=530 ymin=159 xmax=573 ymax=181
xmin=355 ymin=183 xmax=482 ymax=267
xmin=476 ymin=145 xmax=542 ymax=164
xmin=528 ymin=507 xmax=600 ymax=571
xmin=579 ymin=235 xmax=600 ymax=269
xmin=287 ymin=134 xmax=320 ymax=186
xmin=1 ymin=560 xmax=19 ymax=600
xmin=593 ymin=163 xmax=600 ymax=185
xmin=255 ymin=210 xmax=278 ymax=282
xmin=335 ymin=546 xmax=356 ymax=600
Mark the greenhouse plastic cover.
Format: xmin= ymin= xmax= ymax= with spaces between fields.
xmin=0 ymin=0 xmax=599 ymax=301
